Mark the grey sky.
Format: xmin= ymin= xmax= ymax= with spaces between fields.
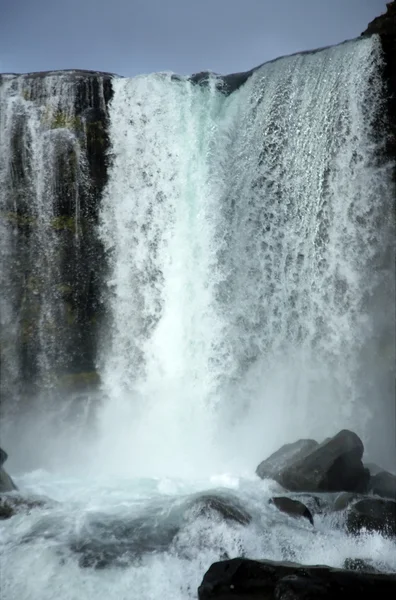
xmin=0 ymin=0 xmax=388 ymax=76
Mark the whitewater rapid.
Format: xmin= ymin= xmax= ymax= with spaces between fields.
xmin=1 ymin=472 xmax=396 ymax=600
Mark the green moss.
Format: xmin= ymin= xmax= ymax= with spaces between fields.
xmin=56 ymin=283 xmax=73 ymax=298
xmin=42 ymin=108 xmax=82 ymax=132
xmin=57 ymin=371 xmax=100 ymax=391
xmin=21 ymin=88 xmax=31 ymax=102
xmin=86 ymin=120 xmax=106 ymax=146
xmin=1 ymin=211 xmax=37 ymax=228
xmin=65 ymin=303 xmax=76 ymax=325
xmin=51 ymin=216 xmax=76 ymax=232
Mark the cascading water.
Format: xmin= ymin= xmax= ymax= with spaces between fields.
xmin=96 ymin=35 xmax=394 ymax=476
xmin=0 ymin=35 xmax=395 ymax=600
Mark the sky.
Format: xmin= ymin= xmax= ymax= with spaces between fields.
xmin=0 ymin=0 xmax=389 ymax=77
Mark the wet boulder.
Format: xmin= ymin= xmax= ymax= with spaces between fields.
xmin=256 ymin=438 xmax=318 ymax=482
xmin=198 ymin=557 xmax=396 ymax=600
xmin=269 ymin=496 xmax=314 ymax=525
xmin=187 ymin=493 xmax=251 ymax=526
xmin=0 ymin=493 xmax=49 ymax=519
xmin=346 ymin=497 xmax=396 ymax=537
xmin=279 ymin=430 xmax=369 ymax=493
xmin=332 ymin=492 xmax=362 ymax=512
xmin=0 ymin=447 xmax=18 ymax=493
xmin=343 ymin=558 xmax=381 ymax=574
xmin=368 ymin=470 xmax=396 ymax=501
xmin=0 ymin=447 xmax=8 ymax=466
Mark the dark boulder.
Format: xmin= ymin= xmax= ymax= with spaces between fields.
xmin=0 ymin=493 xmax=49 ymax=519
xmin=0 ymin=467 xmax=17 ymax=493
xmin=346 ymin=497 xmax=396 ymax=537
xmin=369 ymin=470 xmax=396 ymax=500
xmin=332 ymin=492 xmax=362 ymax=512
xmin=269 ymin=496 xmax=314 ymax=525
xmin=256 ymin=438 xmax=318 ymax=482
xmin=187 ymin=493 xmax=251 ymax=526
xmin=198 ymin=557 xmax=396 ymax=600
xmin=0 ymin=447 xmax=8 ymax=466
xmin=343 ymin=558 xmax=381 ymax=574
xmin=279 ymin=430 xmax=370 ymax=493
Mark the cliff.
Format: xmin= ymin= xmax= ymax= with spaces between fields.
xmin=0 ymin=7 xmax=395 ymax=407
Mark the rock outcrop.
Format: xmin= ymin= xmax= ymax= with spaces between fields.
xmin=0 ymin=447 xmax=17 ymax=493
xmin=269 ymin=496 xmax=314 ymax=525
xmin=256 ymin=430 xmax=369 ymax=493
xmin=198 ymin=557 xmax=396 ymax=600
xmin=346 ymin=497 xmax=396 ymax=537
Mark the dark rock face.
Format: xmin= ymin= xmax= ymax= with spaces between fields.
xmin=269 ymin=496 xmax=314 ymax=525
xmin=0 ymin=448 xmax=17 ymax=493
xmin=346 ymin=497 xmax=396 ymax=537
xmin=0 ymin=70 xmax=114 ymax=405
xmin=369 ymin=470 xmax=396 ymax=500
xmin=198 ymin=557 xmax=396 ymax=600
xmin=256 ymin=439 xmax=318 ymax=482
xmin=363 ymin=2 xmax=396 ymax=190
xmin=0 ymin=468 xmax=18 ymax=493
xmin=0 ymin=447 xmax=7 ymax=466
xmin=256 ymin=431 xmax=369 ymax=493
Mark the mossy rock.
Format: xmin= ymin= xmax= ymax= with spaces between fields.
xmin=51 ymin=215 xmax=77 ymax=232
xmin=41 ymin=107 xmax=83 ymax=132
xmin=57 ymin=371 xmax=100 ymax=392
xmin=0 ymin=211 xmax=37 ymax=229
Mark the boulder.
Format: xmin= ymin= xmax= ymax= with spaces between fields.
xmin=0 ymin=447 xmax=8 ymax=466
xmin=0 ymin=493 xmax=48 ymax=519
xmin=343 ymin=558 xmax=381 ymax=574
xmin=269 ymin=496 xmax=314 ymax=525
xmin=332 ymin=492 xmax=362 ymax=512
xmin=256 ymin=438 xmax=318 ymax=482
xmin=187 ymin=493 xmax=252 ymax=526
xmin=0 ymin=467 xmax=17 ymax=493
xmin=346 ymin=498 xmax=396 ymax=537
xmin=279 ymin=430 xmax=370 ymax=493
xmin=368 ymin=471 xmax=396 ymax=500
xmin=198 ymin=557 xmax=396 ymax=600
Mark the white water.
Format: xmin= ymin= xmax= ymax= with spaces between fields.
xmin=97 ymin=35 xmax=394 ymax=477
xmin=1 ymin=35 xmax=395 ymax=600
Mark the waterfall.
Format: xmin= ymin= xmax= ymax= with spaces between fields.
xmin=97 ymin=35 xmax=395 ymax=476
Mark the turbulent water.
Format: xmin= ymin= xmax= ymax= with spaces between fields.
xmin=1 ymin=35 xmax=395 ymax=600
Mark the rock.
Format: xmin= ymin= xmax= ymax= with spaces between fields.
xmin=343 ymin=558 xmax=381 ymax=574
xmin=279 ymin=430 xmax=370 ymax=493
xmin=0 ymin=493 xmax=48 ymax=519
xmin=362 ymin=1 xmax=396 ymax=36
xmin=346 ymin=497 xmax=396 ymax=537
xmin=365 ymin=462 xmax=386 ymax=476
xmin=198 ymin=557 xmax=396 ymax=600
xmin=332 ymin=492 xmax=362 ymax=512
xmin=369 ymin=471 xmax=396 ymax=500
xmin=187 ymin=493 xmax=252 ymax=526
xmin=0 ymin=447 xmax=8 ymax=466
xmin=269 ymin=496 xmax=314 ymax=525
xmin=256 ymin=438 xmax=318 ymax=482
xmin=71 ymin=492 xmax=251 ymax=569
xmin=0 ymin=467 xmax=17 ymax=493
